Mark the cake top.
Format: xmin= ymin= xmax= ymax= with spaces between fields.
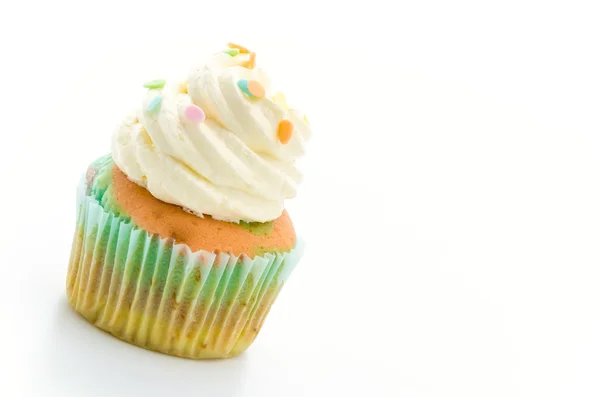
xmin=111 ymin=43 xmax=312 ymax=223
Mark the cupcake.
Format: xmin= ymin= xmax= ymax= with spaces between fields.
xmin=66 ymin=43 xmax=311 ymax=359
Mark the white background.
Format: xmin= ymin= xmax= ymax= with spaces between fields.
xmin=1 ymin=0 xmax=600 ymax=396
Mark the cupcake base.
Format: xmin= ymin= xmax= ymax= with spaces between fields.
xmin=67 ymin=179 xmax=302 ymax=359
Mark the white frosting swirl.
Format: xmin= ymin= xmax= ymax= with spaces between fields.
xmin=111 ymin=50 xmax=311 ymax=223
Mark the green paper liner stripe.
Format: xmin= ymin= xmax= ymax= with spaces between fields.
xmin=67 ymin=181 xmax=303 ymax=359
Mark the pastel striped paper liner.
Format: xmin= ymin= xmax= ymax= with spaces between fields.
xmin=67 ymin=181 xmax=303 ymax=359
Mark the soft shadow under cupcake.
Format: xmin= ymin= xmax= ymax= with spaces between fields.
xmin=43 ymin=298 xmax=249 ymax=397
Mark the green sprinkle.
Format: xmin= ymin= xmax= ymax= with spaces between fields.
xmin=147 ymin=96 xmax=162 ymax=113
xmin=143 ymin=79 xmax=166 ymax=89
xmin=224 ymin=48 xmax=240 ymax=57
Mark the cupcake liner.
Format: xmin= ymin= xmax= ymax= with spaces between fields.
xmin=67 ymin=178 xmax=303 ymax=359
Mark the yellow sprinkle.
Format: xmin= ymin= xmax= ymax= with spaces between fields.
xmin=303 ymin=114 xmax=310 ymax=125
xmin=271 ymin=92 xmax=289 ymax=111
xmin=179 ymin=81 xmax=188 ymax=94
xmin=244 ymin=52 xmax=256 ymax=69
xmin=227 ymin=42 xmax=250 ymax=54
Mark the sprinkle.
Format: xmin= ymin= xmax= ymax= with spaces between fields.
xmin=244 ymin=52 xmax=256 ymax=69
xmin=237 ymin=79 xmax=250 ymax=95
xmin=183 ymin=104 xmax=206 ymax=122
xmin=143 ymin=79 xmax=166 ymax=89
xmin=147 ymin=96 xmax=162 ymax=113
xmin=227 ymin=42 xmax=250 ymax=54
xmin=238 ymin=79 xmax=265 ymax=99
xmin=303 ymin=114 xmax=310 ymax=125
xmin=224 ymin=48 xmax=240 ymax=56
xmin=278 ymin=119 xmax=294 ymax=144
xmin=271 ymin=92 xmax=289 ymax=110
xmin=247 ymin=79 xmax=265 ymax=98
xmin=179 ymin=81 xmax=189 ymax=94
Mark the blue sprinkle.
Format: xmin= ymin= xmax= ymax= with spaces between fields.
xmin=147 ymin=96 xmax=162 ymax=113
xmin=237 ymin=79 xmax=251 ymax=96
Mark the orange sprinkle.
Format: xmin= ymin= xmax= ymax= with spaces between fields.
xmin=227 ymin=42 xmax=250 ymax=54
xmin=247 ymin=80 xmax=265 ymax=98
xmin=244 ymin=52 xmax=256 ymax=69
xmin=278 ymin=120 xmax=294 ymax=144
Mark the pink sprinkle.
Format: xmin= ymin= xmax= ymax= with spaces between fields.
xmin=184 ymin=104 xmax=206 ymax=122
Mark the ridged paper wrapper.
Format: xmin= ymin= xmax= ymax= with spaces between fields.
xmin=67 ymin=176 xmax=303 ymax=359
